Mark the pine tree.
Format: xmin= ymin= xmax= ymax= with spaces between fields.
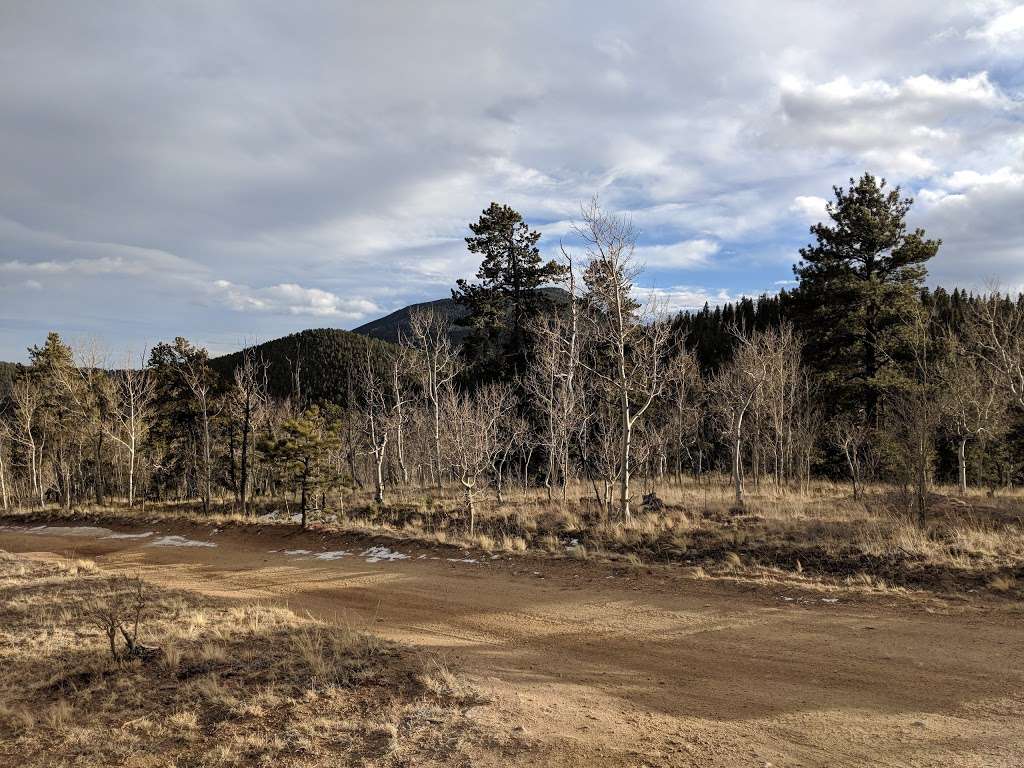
xmin=259 ymin=406 xmax=342 ymax=530
xmin=453 ymin=203 xmax=567 ymax=378
xmin=793 ymin=173 xmax=940 ymax=424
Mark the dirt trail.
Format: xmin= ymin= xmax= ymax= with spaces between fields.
xmin=3 ymin=520 xmax=1023 ymax=767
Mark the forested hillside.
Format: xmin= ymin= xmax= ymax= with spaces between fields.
xmin=0 ymin=361 xmax=17 ymax=398
xmin=209 ymin=328 xmax=398 ymax=407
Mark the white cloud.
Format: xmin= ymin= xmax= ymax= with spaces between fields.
xmin=969 ymin=4 xmax=1024 ymax=45
xmin=634 ymin=239 xmax=719 ymax=269
xmin=790 ymin=195 xmax=829 ymax=222
xmin=768 ymin=71 xmax=1018 ymax=180
xmin=646 ymin=285 xmax=740 ymax=313
xmin=209 ymin=281 xmax=379 ymax=320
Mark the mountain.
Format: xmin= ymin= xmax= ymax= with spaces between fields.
xmin=352 ymin=297 xmax=470 ymax=345
xmin=352 ymin=287 xmax=573 ymax=345
xmin=209 ymin=328 xmax=399 ymax=407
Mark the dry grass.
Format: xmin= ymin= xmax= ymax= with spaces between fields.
xmin=0 ymin=552 xmax=517 ymax=767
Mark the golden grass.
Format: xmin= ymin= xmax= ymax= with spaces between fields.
xmin=0 ymin=552 xmax=513 ymax=767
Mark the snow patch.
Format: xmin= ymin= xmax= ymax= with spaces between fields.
xmin=362 ymin=546 xmax=409 ymax=563
xmin=102 ymin=531 xmax=154 ymax=540
xmin=147 ymin=535 xmax=216 ymax=549
xmin=314 ymin=550 xmax=349 ymax=561
xmin=283 ymin=549 xmax=314 ymax=556
xmin=446 ymin=557 xmax=478 ymax=564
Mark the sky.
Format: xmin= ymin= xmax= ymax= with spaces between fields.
xmin=0 ymin=1 xmax=1022 ymax=361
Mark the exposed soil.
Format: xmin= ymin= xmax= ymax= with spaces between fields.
xmin=2 ymin=519 xmax=1023 ymax=767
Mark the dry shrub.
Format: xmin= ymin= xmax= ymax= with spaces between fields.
xmin=290 ymin=623 xmax=387 ymax=689
xmin=83 ymin=575 xmax=159 ymax=662
xmin=417 ymin=658 xmax=488 ymax=708
xmin=43 ymin=698 xmax=73 ymax=731
xmin=723 ymin=552 xmax=743 ymax=571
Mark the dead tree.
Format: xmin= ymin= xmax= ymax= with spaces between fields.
xmin=665 ymin=347 xmax=703 ymax=482
xmin=389 ymin=345 xmax=411 ymax=485
xmin=104 ymin=355 xmax=156 ymax=508
xmin=439 ymin=383 xmax=514 ymax=535
xmin=711 ymin=328 xmax=769 ymax=507
xmin=966 ymin=291 xmax=1024 ymax=410
xmin=942 ymin=338 xmax=1006 ymax=494
xmin=759 ymin=324 xmax=802 ymax=489
xmin=577 ymin=199 xmax=674 ymax=520
xmin=10 ymin=377 xmax=44 ymax=508
xmin=84 ymin=575 xmax=160 ymax=662
xmin=0 ymin=422 xmax=10 ymax=510
xmin=525 ymin=314 xmax=584 ymax=500
xmin=831 ymin=416 xmax=870 ymax=500
xmin=359 ymin=352 xmax=407 ymax=505
xmin=407 ymin=307 xmax=461 ymax=489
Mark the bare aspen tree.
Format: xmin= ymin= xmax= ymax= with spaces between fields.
xmin=886 ymin=308 xmax=944 ymax=525
xmin=711 ymin=328 xmax=769 ymax=506
xmin=526 ymin=315 xmax=585 ymax=500
xmin=359 ymin=352 xmax=406 ymax=505
xmin=832 ymin=416 xmax=870 ymax=500
xmin=966 ymin=291 xmax=1024 ymax=410
xmin=439 ymin=383 xmax=514 ymax=534
xmin=758 ymin=324 xmax=802 ymax=489
xmin=941 ymin=338 xmax=1005 ymax=495
xmin=232 ymin=350 xmax=269 ymax=515
xmin=665 ymin=347 xmax=703 ymax=481
xmin=577 ymin=199 xmax=674 ymax=520
xmin=492 ymin=408 xmax=529 ymax=504
xmin=11 ymin=377 xmax=44 ymax=507
xmin=105 ymin=354 xmax=156 ymax=508
xmin=389 ymin=344 xmax=411 ymax=485
xmin=0 ymin=421 xmax=10 ymax=510
xmin=407 ymin=307 xmax=461 ymax=488
xmin=586 ymin=397 xmax=622 ymax=517
xmin=525 ymin=247 xmax=584 ymax=501
xmin=791 ymin=375 xmax=822 ymax=491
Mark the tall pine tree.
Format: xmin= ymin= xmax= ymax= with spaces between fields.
xmin=453 ymin=203 xmax=567 ymax=378
xmin=794 ymin=173 xmax=940 ymax=424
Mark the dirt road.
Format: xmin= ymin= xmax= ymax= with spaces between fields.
xmin=2 ymin=520 xmax=1022 ymax=767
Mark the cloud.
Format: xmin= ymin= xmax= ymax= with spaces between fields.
xmin=208 ymin=281 xmax=379 ymax=320
xmin=634 ymin=239 xmax=719 ymax=269
xmin=969 ymin=4 xmax=1024 ymax=46
xmin=645 ymin=285 xmax=741 ymax=314
xmin=767 ymin=72 xmax=1017 ymax=179
xmin=0 ymin=1 xmax=1021 ymax=358
xmin=790 ymin=196 xmax=829 ymax=222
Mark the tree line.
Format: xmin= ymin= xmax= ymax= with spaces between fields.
xmin=1 ymin=174 xmax=1022 ymax=526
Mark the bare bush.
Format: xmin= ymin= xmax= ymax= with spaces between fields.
xmin=83 ymin=575 xmax=161 ymax=662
